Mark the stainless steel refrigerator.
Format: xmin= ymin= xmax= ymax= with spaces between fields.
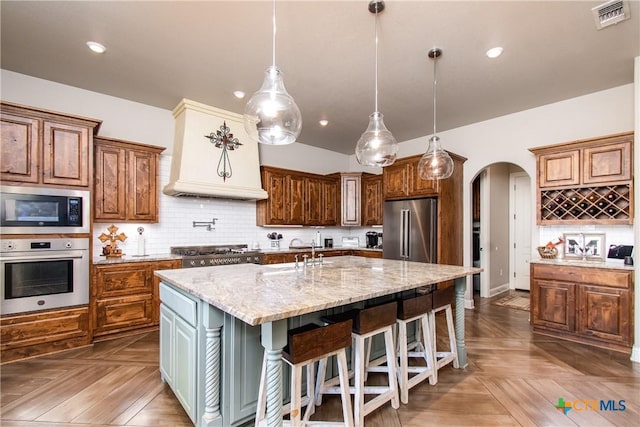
xmin=383 ymin=198 xmax=437 ymax=263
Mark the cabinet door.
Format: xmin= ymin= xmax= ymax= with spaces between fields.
xmin=538 ymin=150 xmax=580 ymax=188
xmin=159 ymin=304 xmax=174 ymax=385
xmin=42 ymin=120 xmax=91 ymax=186
xmin=531 ymin=279 xmax=575 ymax=332
xmin=174 ymin=314 xmax=197 ymax=423
xmin=0 ymin=113 xmax=40 ymax=183
xmin=362 ymin=175 xmax=383 ymax=226
xmin=341 ymin=174 xmax=361 ymax=226
xmin=577 ymin=285 xmax=631 ymax=346
xmin=262 ymin=169 xmax=287 ymax=224
xmin=320 ymin=178 xmax=339 ymax=225
xmin=383 ymin=163 xmax=409 ymax=199
xmin=224 ymin=314 xmax=263 ymax=425
xmin=305 ymin=177 xmax=322 ymax=225
xmin=94 ymin=142 xmax=127 ymax=221
xmin=582 ymin=141 xmax=631 ymax=185
xmin=127 ymin=149 xmax=158 ymax=221
xmin=409 ymin=161 xmax=437 ymax=196
xmin=287 ymin=174 xmax=306 ymax=224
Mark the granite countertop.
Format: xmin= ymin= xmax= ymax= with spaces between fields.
xmin=531 ymin=257 xmax=634 ymax=271
xmin=93 ymin=253 xmax=181 ymax=265
xmin=154 ymin=255 xmax=480 ymax=326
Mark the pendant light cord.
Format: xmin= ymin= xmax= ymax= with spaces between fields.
xmin=272 ymin=0 xmax=276 ymax=67
xmin=432 ymin=49 xmax=437 ymax=137
xmin=374 ymin=9 xmax=379 ymax=113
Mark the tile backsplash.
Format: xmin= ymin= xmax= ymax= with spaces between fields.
xmin=539 ymin=224 xmax=634 ymax=259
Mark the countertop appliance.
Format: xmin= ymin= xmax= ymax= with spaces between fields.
xmin=1 ymin=237 xmax=89 ymax=315
xmin=171 ymin=244 xmax=263 ymax=268
xmin=0 ymin=185 xmax=90 ymax=234
xmin=324 ymin=237 xmax=333 ymax=248
xmin=365 ymin=231 xmax=378 ymax=248
xmin=383 ymin=198 xmax=437 ymax=263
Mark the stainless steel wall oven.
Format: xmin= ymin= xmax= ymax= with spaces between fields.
xmin=1 ymin=238 xmax=89 ymax=315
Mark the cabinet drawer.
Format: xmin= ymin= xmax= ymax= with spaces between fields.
xmin=95 ymin=294 xmax=153 ymax=334
xmin=160 ymin=283 xmax=198 ymax=327
xmin=97 ymin=265 xmax=150 ymax=297
xmin=532 ymin=264 xmax=631 ymax=289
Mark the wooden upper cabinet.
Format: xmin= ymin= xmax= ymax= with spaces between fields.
xmin=287 ymin=174 xmax=306 ymax=225
xmin=531 ymin=132 xmax=633 ymax=188
xmin=94 ymin=136 xmax=165 ymax=223
xmin=42 ymin=121 xmax=91 ymax=186
xmin=1 ymin=102 xmax=101 ymax=187
xmin=530 ymin=132 xmax=633 ymax=225
xmin=0 ymin=113 xmax=40 ymax=183
xmin=95 ymin=141 xmax=127 ymax=220
xmin=341 ymin=173 xmax=362 ymax=226
xmin=305 ymin=177 xmax=321 ymax=225
xmin=362 ymin=174 xmax=383 ymax=226
xmin=257 ymin=166 xmax=339 ymax=226
xmin=582 ymin=141 xmax=631 ymax=184
xmin=320 ymin=177 xmax=339 ymax=225
xmin=259 ymin=168 xmax=287 ymax=225
xmin=409 ymin=161 xmax=437 ymax=196
xmin=383 ymin=154 xmax=445 ymax=200
xmin=538 ymin=150 xmax=580 ymax=188
xmin=383 ymin=159 xmax=410 ymax=199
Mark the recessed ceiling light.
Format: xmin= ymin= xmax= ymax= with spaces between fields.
xmin=86 ymin=41 xmax=106 ymax=54
xmin=233 ymin=90 xmax=246 ymax=99
xmin=319 ymin=119 xmax=329 ymax=127
xmin=486 ymin=47 xmax=503 ymax=59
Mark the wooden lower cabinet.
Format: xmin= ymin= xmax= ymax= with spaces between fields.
xmin=92 ymin=259 xmax=181 ymax=340
xmin=531 ymin=263 xmax=633 ymax=352
xmin=0 ymin=306 xmax=91 ymax=363
xmin=261 ymin=249 xmax=382 ymax=265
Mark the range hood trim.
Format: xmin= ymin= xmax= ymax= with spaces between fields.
xmin=164 ymin=98 xmax=268 ymax=200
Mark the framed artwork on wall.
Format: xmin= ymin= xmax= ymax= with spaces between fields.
xmin=562 ymin=232 xmax=606 ymax=261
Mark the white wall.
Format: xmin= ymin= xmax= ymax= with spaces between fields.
xmin=487 ymin=163 xmax=511 ymax=293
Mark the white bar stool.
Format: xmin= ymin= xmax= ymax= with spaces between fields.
xmin=255 ymin=320 xmax=354 ymax=427
xmin=315 ymin=301 xmax=400 ymax=427
xmin=429 ymin=287 xmax=459 ymax=384
xmin=395 ymin=293 xmax=436 ymax=404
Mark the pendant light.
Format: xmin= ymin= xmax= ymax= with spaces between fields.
xmin=243 ymin=0 xmax=302 ymax=145
xmin=418 ymin=48 xmax=454 ymax=180
xmin=355 ymin=0 xmax=398 ymax=167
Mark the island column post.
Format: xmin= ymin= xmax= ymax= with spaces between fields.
xmin=260 ymin=319 xmax=288 ymax=427
xmin=454 ymin=276 xmax=468 ymax=367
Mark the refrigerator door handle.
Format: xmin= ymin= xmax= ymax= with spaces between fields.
xmin=401 ymin=209 xmax=410 ymax=259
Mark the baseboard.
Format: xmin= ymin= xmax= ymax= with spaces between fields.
xmin=489 ymin=283 xmax=510 ymax=297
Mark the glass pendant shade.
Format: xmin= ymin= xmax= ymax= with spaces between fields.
xmin=355 ymin=112 xmax=398 ymax=167
xmin=418 ymin=135 xmax=454 ymax=180
xmin=243 ymin=65 xmax=302 ymax=145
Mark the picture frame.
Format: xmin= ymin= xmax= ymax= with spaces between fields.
xmin=562 ymin=232 xmax=606 ymax=261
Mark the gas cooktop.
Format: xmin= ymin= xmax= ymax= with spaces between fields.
xmin=170 ymin=244 xmax=262 ymax=268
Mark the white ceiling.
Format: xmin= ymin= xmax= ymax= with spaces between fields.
xmin=1 ymin=1 xmax=639 ymax=155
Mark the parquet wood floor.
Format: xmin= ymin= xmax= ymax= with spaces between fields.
xmin=1 ymin=291 xmax=638 ymax=426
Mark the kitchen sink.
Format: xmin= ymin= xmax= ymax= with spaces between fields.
xmin=263 ymin=260 xmax=332 ymax=269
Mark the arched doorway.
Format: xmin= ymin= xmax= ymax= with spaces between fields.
xmin=471 ymin=162 xmax=532 ymax=299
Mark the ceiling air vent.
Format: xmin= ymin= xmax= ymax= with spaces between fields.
xmin=592 ymin=0 xmax=631 ymax=29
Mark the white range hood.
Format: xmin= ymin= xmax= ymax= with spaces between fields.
xmin=163 ymin=99 xmax=268 ymax=200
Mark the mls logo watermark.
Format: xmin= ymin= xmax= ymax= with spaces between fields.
xmin=555 ymin=397 xmax=626 ymax=415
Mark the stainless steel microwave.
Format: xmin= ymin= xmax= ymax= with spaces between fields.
xmin=0 ymin=185 xmax=90 ymax=234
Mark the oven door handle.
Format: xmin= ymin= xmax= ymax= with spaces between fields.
xmin=1 ymin=252 xmax=86 ymax=262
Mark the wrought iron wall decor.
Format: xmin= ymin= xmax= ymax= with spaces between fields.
xmin=205 ymin=121 xmax=242 ymax=181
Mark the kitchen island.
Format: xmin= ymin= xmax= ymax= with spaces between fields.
xmin=155 ymin=256 xmax=480 ymax=427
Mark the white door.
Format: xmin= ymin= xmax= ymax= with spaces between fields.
xmin=511 ymin=173 xmax=531 ymax=290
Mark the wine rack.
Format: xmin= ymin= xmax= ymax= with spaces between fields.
xmin=540 ymin=184 xmax=631 ymax=224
